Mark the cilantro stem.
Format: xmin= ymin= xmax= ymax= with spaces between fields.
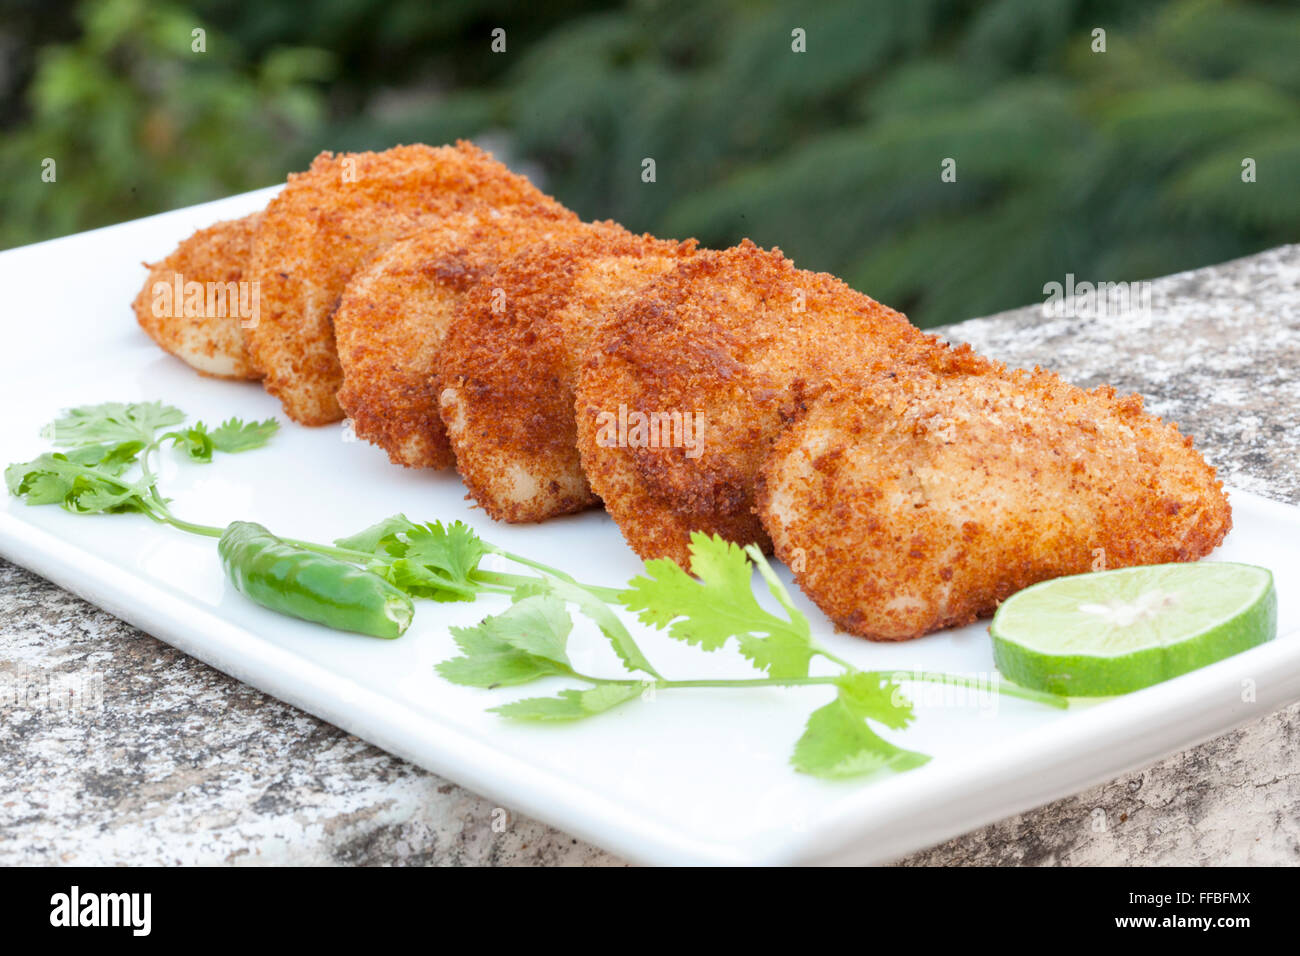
xmin=148 ymin=491 xmax=383 ymax=562
xmin=156 ymin=512 xmax=222 ymax=538
xmin=136 ymin=443 xmax=400 ymax=565
xmin=141 ymin=481 xmax=499 ymax=592
xmin=471 ymin=569 xmax=545 ymax=590
xmin=814 ymin=648 xmax=856 ymax=670
xmin=467 ymin=569 xmax=612 ymax=600
xmin=95 ymin=441 xmax=513 ymax=598
xmin=50 ymin=459 xmax=148 ymax=495
xmin=484 ymin=546 xmax=624 ymax=601
xmin=565 ymin=669 xmax=1066 ymax=708
xmin=656 ymin=676 xmax=838 ymax=689
xmin=55 ymin=435 xmax=621 ymax=602
xmin=137 ymin=438 xmax=165 ymax=506
xmin=150 ymin=500 xmax=512 ymax=599
xmin=160 ymin=523 xmax=501 ymax=600
xmin=263 ymin=536 xmax=376 ymax=563
xmin=899 ymin=671 xmax=1068 ymax=708
xmin=561 ymin=668 xmax=839 ymax=689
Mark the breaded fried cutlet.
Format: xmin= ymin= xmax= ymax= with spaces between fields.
xmin=133 ymin=213 xmax=263 ymax=380
xmin=439 ymin=227 xmax=698 ymax=522
xmin=334 ymin=205 xmax=586 ymax=469
xmin=248 ymin=142 xmax=571 ymax=425
xmin=756 ymin=365 xmax=1233 ymax=641
xmin=573 ymin=240 xmax=951 ymax=566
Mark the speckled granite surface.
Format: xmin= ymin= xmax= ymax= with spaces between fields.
xmin=2 ymin=245 xmax=1297 ymax=866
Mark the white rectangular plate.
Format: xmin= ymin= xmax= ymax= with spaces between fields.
xmin=3 ymin=191 xmax=1298 ymax=866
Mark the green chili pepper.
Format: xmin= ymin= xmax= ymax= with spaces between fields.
xmin=218 ymin=521 xmax=414 ymax=639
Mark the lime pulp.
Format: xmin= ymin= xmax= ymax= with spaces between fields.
xmin=990 ymin=562 xmax=1277 ymax=697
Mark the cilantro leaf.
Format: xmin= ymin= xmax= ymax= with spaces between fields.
xmin=490 ymin=683 xmax=643 ymax=721
xmin=378 ymin=559 xmax=460 ymax=601
xmin=400 ymin=521 xmax=487 ymax=587
xmin=209 ymin=417 xmax=279 ymax=453
xmin=437 ymin=594 xmax=576 ymax=688
xmin=165 ymin=423 xmax=215 ymax=462
xmin=618 ymin=533 xmax=813 ymax=678
xmin=8 ymin=454 xmax=80 ymax=499
xmin=42 ymin=401 xmax=184 ymax=447
xmin=791 ymin=676 xmax=928 ymax=779
xmin=163 ymin=417 xmax=277 ymax=462
xmin=333 ymin=514 xmax=419 ymax=554
xmin=834 ymin=672 xmax=915 ymax=731
xmin=518 ymin=577 xmax=661 ymax=678
xmin=372 ymin=520 xmax=487 ymax=602
xmin=474 ymin=594 xmax=572 ymax=666
xmin=437 ymin=620 xmax=565 ymax=688
xmin=62 ymin=441 xmax=144 ymax=474
xmin=66 ymin=478 xmax=149 ymax=515
xmin=6 ymin=454 xmax=148 ymax=514
xmin=7 ymin=465 xmax=72 ymax=505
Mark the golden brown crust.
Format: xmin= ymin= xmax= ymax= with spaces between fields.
xmin=573 ymin=239 xmax=950 ymax=565
xmin=438 ymin=225 xmax=698 ymax=521
xmin=756 ymin=365 xmax=1233 ymax=641
xmin=334 ymin=205 xmax=584 ymax=469
xmin=132 ymin=213 xmax=263 ymax=380
xmin=248 ymin=142 xmax=570 ymax=425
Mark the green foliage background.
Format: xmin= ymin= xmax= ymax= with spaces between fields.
xmin=2 ymin=0 xmax=1297 ymax=327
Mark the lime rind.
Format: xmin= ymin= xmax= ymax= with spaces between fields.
xmin=990 ymin=563 xmax=1277 ymax=697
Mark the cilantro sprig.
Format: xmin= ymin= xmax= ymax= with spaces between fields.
xmin=164 ymin=417 xmax=281 ymax=462
xmin=8 ymin=400 xmax=1067 ymax=783
xmin=435 ymin=530 xmax=1066 ymax=779
xmin=8 ymin=402 xmax=279 ymax=527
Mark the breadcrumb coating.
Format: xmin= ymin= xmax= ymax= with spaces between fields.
xmin=130 ymin=141 xmax=1238 ymax=648
xmin=334 ymin=204 xmax=584 ymax=468
xmin=756 ymin=365 xmax=1233 ymax=641
xmin=248 ymin=142 xmax=570 ymax=425
xmin=439 ymin=225 xmax=698 ymax=521
xmin=574 ymin=239 xmax=951 ymax=566
xmin=133 ymin=213 xmax=263 ymax=380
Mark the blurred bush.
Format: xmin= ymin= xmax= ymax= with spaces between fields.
xmin=2 ymin=0 xmax=1297 ymax=326
xmin=0 ymin=0 xmax=334 ymax=247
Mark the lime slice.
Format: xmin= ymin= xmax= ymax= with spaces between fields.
xmin=991 ymin=563 xmax=1276 ymax=697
